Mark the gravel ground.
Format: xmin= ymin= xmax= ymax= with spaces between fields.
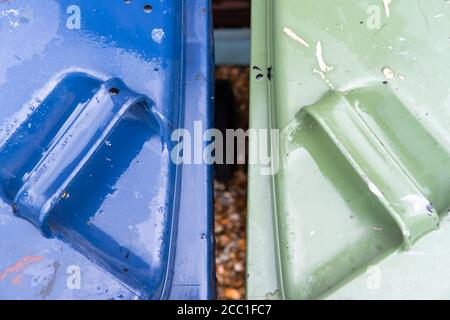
xmin=214 ymin=67 xmax=249 ymax=300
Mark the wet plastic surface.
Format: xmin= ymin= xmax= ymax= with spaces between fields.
xmin=247 ymin=0 xmax=450 ymax=300
xmin=0 ymin=0 xmax=214 ymax=300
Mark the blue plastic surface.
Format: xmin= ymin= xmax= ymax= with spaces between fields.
xmin=0 ymin=0 xmax=214 ymax=300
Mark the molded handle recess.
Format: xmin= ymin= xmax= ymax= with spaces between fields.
xmin=11 ymin=76 xmax=154 ymax=237
xmin=302 ymin=91 xmax=440 ymax=248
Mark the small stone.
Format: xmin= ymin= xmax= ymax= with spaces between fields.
xmin=223 ymin=288 xmax=241 ymax=300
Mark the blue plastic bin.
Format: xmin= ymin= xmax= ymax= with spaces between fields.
xmin=0 ymin=0 xmax=214 ymax=300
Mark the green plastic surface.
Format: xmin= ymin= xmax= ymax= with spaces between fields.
xmin=247 ymin=0 xmax=450 ymax=300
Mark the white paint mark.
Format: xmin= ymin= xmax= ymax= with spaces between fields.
xmin=382 ymin=67 xmax=395 ymax=80
xmin=383 ymin=0 xmax=392 ymax=18
xmin=398 ymin=74 xmax=405 ymax=80
xmin=368 ymin=181 xmax=383 ymax=197
xmin=400 ymin=194 xmax=431 ymax=215
xmin=315 ymin=41 xmax=334 ymax=73
xmin=151 ymin=28 xmax=165 ymax=44
xmin=282 ymin=27 xmax=310 ymax=48
xmin=313 ymin=69 xmax=335 ymax=90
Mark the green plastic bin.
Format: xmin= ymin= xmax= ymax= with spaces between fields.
xmin=247 ymin=0 xmax=450 ymax=300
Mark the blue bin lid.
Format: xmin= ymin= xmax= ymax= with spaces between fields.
xmin=0 ymin=0 xmax=214 ymax=300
